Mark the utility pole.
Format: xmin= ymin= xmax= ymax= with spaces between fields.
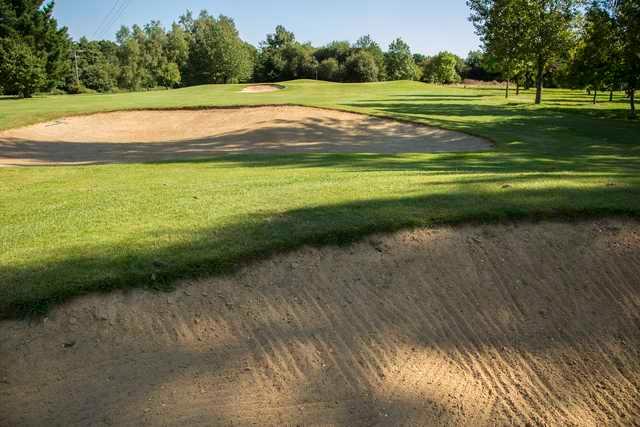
xmin=73 ymin=50 xmax=85 ymax=86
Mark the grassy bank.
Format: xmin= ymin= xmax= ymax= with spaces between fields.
xmin=1 ymin=80 xmax=639 ymax=318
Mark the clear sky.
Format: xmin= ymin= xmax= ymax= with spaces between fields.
xmin=53 ymin=0 xmax=481 ymax=57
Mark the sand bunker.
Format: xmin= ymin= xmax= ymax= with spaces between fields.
xmin=0 ymin=106 xmax=491 ymax=166
xmin=241 ymin=84 xmax=285 ymax=93
xmin=2 ymin=219 xmax=639 ymax=426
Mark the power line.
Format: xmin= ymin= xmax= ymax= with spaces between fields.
xmin=98 ymin=0 xmax=129 ymax=39
xmin=98 ymin=0 xmax=133 ymax=40
xmin=92 ymin=0 xmax=123 ymax=40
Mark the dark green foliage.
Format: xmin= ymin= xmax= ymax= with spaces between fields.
xmin=182 ymin=12 xmax=253 ymax=85
xmin=571 ymin=4 xmax=621 ymax=103
xmin=67 ymin=38 xmax=119 ymax=92
xmin=314 ymin=40 xmax=352 ymax=64
xmin=423 ymin=51 xmax=463 ymax=84
xmin=344 ymin=51 xmax=379 ymax=82
xmin=0 ymin=38 xmax=46 ymax=97
xmin=353 ymin=35 xmax=387 ymax=81
xmin=318 ymin=58 xmax=342 ymax=81
xmin=385 ymin=38 xmax=419 ymax=81
xmin=254 ymin=25 xmax=297 ymax=82
xmin=0 ymin=0 xmax=70 ymax=95
xmin=463 ymin=50 xmax=501 ymax=81
xmin=255 ymin=26 xmax=318 ymax=82
xmin=469 ymin=0 xmax=580 ymax=103
xmin=611 ymin=0 xmax=640 ymax=117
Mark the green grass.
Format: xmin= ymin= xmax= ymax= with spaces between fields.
xmin=1 ymin=80 xmax=639 ymax=318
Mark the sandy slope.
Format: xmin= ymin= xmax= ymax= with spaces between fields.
xmin=1 ymin=218 xmax=639 ymax=426
xmin=0 ymin=106 xmax=491 ymax=166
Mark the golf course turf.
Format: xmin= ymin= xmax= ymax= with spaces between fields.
xmin=1 ymin=80 xmax=639 ymax=318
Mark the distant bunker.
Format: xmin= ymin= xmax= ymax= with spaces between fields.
xmin=0 ymin=106 xmax=492 ymax=166
xmin=240 ymin=84 xmax=285 ymax=93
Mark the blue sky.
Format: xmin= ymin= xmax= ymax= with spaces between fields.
xmin=53 ymin=0 xmax=481 ymax=57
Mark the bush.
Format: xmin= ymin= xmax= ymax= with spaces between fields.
xmin=344 ymin=51 xmax=379 ymax=82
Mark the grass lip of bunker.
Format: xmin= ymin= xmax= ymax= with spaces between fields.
xmin=240 ymin=84 xmax=286 ymax=93
xmin=0 ymin=105 xmax=492 ymax=166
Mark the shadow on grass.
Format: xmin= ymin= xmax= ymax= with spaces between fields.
xmin=1 ymin=182 xmax=638 ymax=319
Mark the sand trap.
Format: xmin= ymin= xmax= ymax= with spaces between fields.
xmin=0 ymin=106 xmax=491 ymax=166
xmin=241 ymin=84 xmax=285 ymax=93
xmin=2 ymin=219 xmax=639 ymax=426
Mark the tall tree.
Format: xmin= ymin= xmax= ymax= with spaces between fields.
xmin=610 ymin=0 xmax=640 ymax=118
xmin=469 ymin=0 xmax=579 ymax=104
xmin=0 ymin=0 xmax=70 ymax=94
xmin=255 ymin=25 xmax=297 ymax=82
xmin=317 ymin=58 xmax=342 ymax=81
xmin=469 ymin=0 xmax=528 ymax=97
xmin=0 ymin=38 xmax=46 ymax=97
xmin=116 ymin=26 xmax=145 ymax=90
xmin=571 ymin=3 xmax=621 ymax=103
xmin=344 ymin=50 xmax=379 ymax=82
xmin=183 ymin=12 xmax=253 ymax=85
xmin=353 ymin=35 xmax=386 ymax=80
xmin=68 ymin=37 xmax=119 ymax=92
xmin=385 ymin=38 xmax=418 ymax=81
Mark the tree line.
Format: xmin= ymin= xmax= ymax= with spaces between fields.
xmin=0 ymin=2 xmax=481 ymax=96
xmin=468 ymin=0 xmax=639 ymax=117
xmin=0 ymin=0 xmax=638 ymax=118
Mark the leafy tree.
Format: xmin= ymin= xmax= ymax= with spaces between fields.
xmin=463 ymin=50 xmax=499 ymax=80
xmin=116 ymin=26 xmax=145 ymax=90
xmin=469 ymin=0 xmax=580 ymax=104
xmin=166 ymin=23 xmax=190 ymax=69
xmin=0 ymin=0 xmax=71 ymax=92
xmin=422 ymin=51 xmax=463 ymax=84
xmin=255 ymin=25 xmax=297 ymax=82
xmin=67 ymin=38 xmax=119 ymax=92
xmin=255 ymin=26 xmax=320 ymax=82
xmin=469 ymin=0 xmax=529 ymax=97
xmin=385 ymin=38 xmax=419 ymax=80
xmin=413 ymin=53 xmax=427 ymax=65
xmin=318 ymin=58 xmax=342 ymax=81
xmin=353 ymin=35 xmax=386 ymax=80
xmin=571 ymin=3 xmax=621 ymax=103
xmin=610 ymin=0 xmax=640 ymax=118
xmin=344 ymin=50 xmax=379 ymax=82
xmin=183 ymin=12 xmax=253 ymax=84
xmin=281 ymin=42 xmax=318 ymax=80
xmin=0 ymin=38 xmax=46 ymax=97
xmin=315 ymin=40 xmax=352 ymax=64
xmin=158 ymin=62 xmax=181 ymax=88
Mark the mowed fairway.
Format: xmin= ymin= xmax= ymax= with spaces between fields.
xmin=1 ymin=80 xmax=640 ymax=425
xmin=0 ymin=80 xmax=639 ymax=317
